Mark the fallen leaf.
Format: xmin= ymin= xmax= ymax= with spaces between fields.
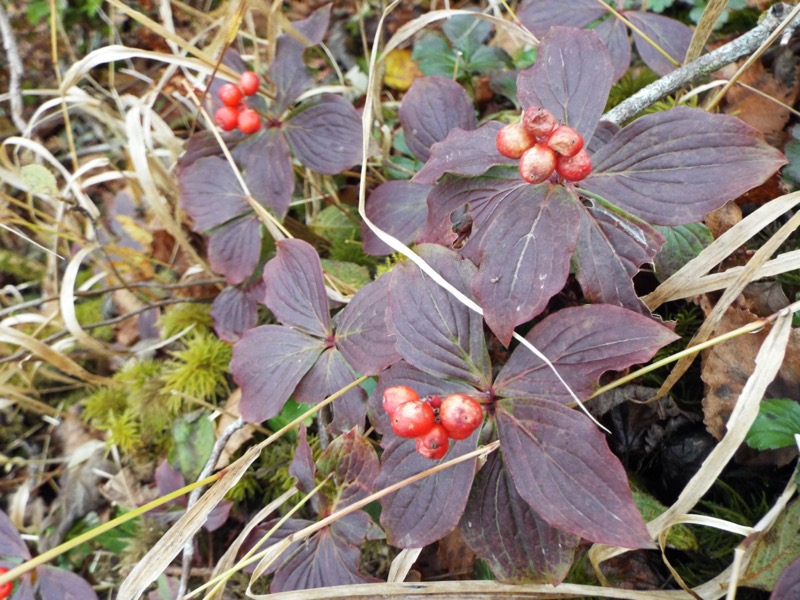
xmin=384 ymin=48 xmax=422 ymax=91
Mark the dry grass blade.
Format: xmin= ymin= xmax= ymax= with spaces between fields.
xmin=59 ymin=244 xmax=110 ymax=355
xmin=387 ymin=548 xmax=422 ymax=583
xmin=685 ymin=0 xmax=727 ymax=63
xmin=117 ymin=443 xmax=262 ymax=600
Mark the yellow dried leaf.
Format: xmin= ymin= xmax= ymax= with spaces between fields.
xmin=384 ymin=48 xmax=421 ymax=91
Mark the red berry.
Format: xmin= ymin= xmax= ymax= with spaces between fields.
xmin=383 ymin=385 xmax=420 ymax=415
xmin=518 ymin=144 xmax=557 ymax=184
xmin=391 ymin=401 xmax=435 ymax=438
xmin=556 ymin=149 xmax=592 ymax=182
xmin=239 ymin=70 xmax=260 ymax=96
xmin=522 ymin=106 xmax=557 ymax=139
xmin=496 ymin=122 xmax=536 ymax=159
xmin=416 ymin=424 xmax=449 ymax=459
xmin=218 ymin=83 xmax=244 ymax=108
xmin=546 ymin=125 xmax=583 ymax=157
xmin=439 ymin=394 xmax=483 ymax=440
xmin=0 ymin=567 xmax=11 ymax=598
xmin=214 ymin=106 xmax=239 ymax=131
xmin=425 ymin=394 xmax=443 ymax=409
xmin=237 ymin=109 xmax=261 ymax=134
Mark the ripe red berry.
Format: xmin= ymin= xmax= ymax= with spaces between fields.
xmin=218 ymin=83 xmax=244 ymax=108
xmin=0 ymin=567 xmax=12 ymax=598
xmin=237 ymin=109 xmax=261 ymax=134
xmin=522 ymin=106 xmax=557 ymax=139
xmin=416 ymin=423 xmax=449 ymax=459
xmin=214 ymin=106 xmax=239 ymax=131
xmin=439 ymin=394 xmax=483 ymax=440
xmin=239 ymin=70 xmax=260 ymax=96
xmin=496 ymin=122 xmax=536 ymax=159
xmin=556 ymin=149 xmax=592 ymax=182
xmin=425 ymin=394 xmax=442 ymax=409
xmin=546 ymin=125 xmax=583 ymax=157
xmin=383 ymin=385 xmax=420 ymax=415
xmin=391 ymin=401 xmax=435 ymax=438
xmin=518 ymin=144 xmax=557 ymax=184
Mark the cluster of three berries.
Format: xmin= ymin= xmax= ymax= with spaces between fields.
xmin=496 ymin=106 xmax=592 ymax=184
xmin=213 ymin=71 xmax=261 ymax=134
xmin=382 ymin=386 xmax=484 ymax=459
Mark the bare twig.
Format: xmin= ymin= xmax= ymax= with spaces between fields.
xmin=0 ymin=4 xmax=27 ymax=131
xmin=603 ymin=2 xmax=800 ymax=125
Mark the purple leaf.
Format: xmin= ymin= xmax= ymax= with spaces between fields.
xmin=289 ymin=425 xmax=316 ymax=495
xmin=399 ymin=76 xmax=477 ymax=162
xmin=587 ymin=120 xmax=620 ymax=153
xmin=495 ymin=304 xmax=678 ymax=403
xmin=413 ymin=122 xmax=516 ymax=184
xmin=271 ymin=38 xmax=312 ymax=114
xmin=472 ymin=185 xmax=581 ymax=346
xmin=248 ymin=518 xmax=312 ymax=576
xmin=334 ymin=273 xmax=400 ymax=375
xmin=377 ymin=427 xmax=481 ymax=548
xmin=207 ymin=216 xmax=262 ymax=285
xmin=772 ymin=556 xmax=800 ymax=600
xmin=461 ymin=453 xmax=580 ymax=583
xmin=293 ymin=3 xmax=332 ymax=45
xmin=595 ymin=16 xmax=632 ymax=83
xmin=233 ymin=129 xmax=295 ymax=219
xmin=0 ymin=509 xmax=29 ymax=559
xmin=497 ymin=399 xmax=654 ymax=548
xmin=284 ymin=95 xmax=363 ymax=175
xmin=178 ymin=156 xmax=250 ymax=231
xmin=573 ymin=202 xmax=664 ymax=312
xmin=362 ymin=180 xmax=431 ymax=256
xmin=627 ymin=12 xmax=692 ymax=76
xmin=270 ymin=528 xmax=380 ymax=593
xmin=517 ymin=0 xmax=606 ymax=37
xmin=155 ymin=460 xmax=185 ymax=496
xmin=211 ymin=285 xmax=259 ymax=343
xmin=517 ymin=27 xmax=613 ymax=144
xmin=231 ymin=325 xmax=323 ymax=423
xmin=293 ymin=348 xmax=366 ymax=433
xmin=263 ymin=239 xmax=332 ymax=337
xmin=37 ymin=566 xmax=98 ymax=600
xmin=387 ymin=245 xmax=491 ymax=388
xmin=317 ymin=429 xmax=379 ymax=508
xmin=581 ymin=107 xmax=787 ymax=225
xmin=368 ymin=361 xmax=477 ymax=436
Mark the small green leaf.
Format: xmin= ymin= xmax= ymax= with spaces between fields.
xmin=442 ymin=13 xmax=492 ymax=58
xmin=21 ymin=164 xmax=58 ymax=196
xmin=266 ymin=399 xmax=313 ymax=440
xmin=168 ymin=411 xmax=215 ymax=482
xmin=653 ymin=223 xmax=713 ymax=282
xmin=321 ymin=259 xmax=371 ymax=290
xmin=633 ymin=490 xmax=699 ymax=551
xmin=746 ymin=398 xmax=800 ymax=451
xmin=644 ymin=0 xmax=675 ymax=13
xmin=413 ymin=33 xmax=458 ymax=78
xmin=467 ymin=46 xmax=513 ymax=74
xmin=310 ymin=205 xmax=359 ymax=244
xmin=783 ymin=140 xmax=800 ymax=185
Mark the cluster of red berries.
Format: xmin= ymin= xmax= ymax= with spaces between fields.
xmin=496 ymin=106 xmax=592 ymax=184
xmin=0 ymin=567 xmax=12 ymax=598
xmin=382 ymin=386 xmax=484 ymax=459
xmin=213 ymin=71 xmax=261 ymax=135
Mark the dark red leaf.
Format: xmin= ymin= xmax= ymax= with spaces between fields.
xmin=284 ymin=95 xmax=363 ymax=175
xmin=317 ymin=429 xmax=379 ymax=508
xmin=387 ymin=245 xmax=491 ymax=388
xmin=772 ymin=556 xmax=800 ymax=600
xmin=497 ymin=399 xmax=654 ymax=548
xmin=595 ymin=16 xmax=631 ymax=83
xmin=247 ymin=518 xmax=312 ymax=576
xmin=472 ymin=185 xmax=581 ymax=346
xmin=586 ymin=120 xmax=620 ymax=153
xmin=362 ymin=180 xmax=431 ymax=256
xmin=233 ymin=129 xmax=295 ymax=219
xmin=368 ymin=361 xmax=477 ymax=436
xmin=461 ymin=452 xmax=580 ymax=583
xmin=517 ymin=27 xmax=613 ymax=144
xmin=293 ymin=347 xmax=366 ymax=433
xmin=377 ymin=427 xmax=481 ymax=548
xmin=334 ymin=273 xmax=400 ymax=375
xmin=627 ymin=12 xmax=692 ymax=76
xmin=211 ymin=285 xmax=259 ymax=343
xmin=271 ymin=34 xmax=313 ymax=114
xmin=37 ymin=566 xmax=98 ymax=600
xmin=399 ymin=76 xmax=477 ymax=162
xmin=270 ymin=528 xmax=380 ymax=593
xmin=0 ymin=508 xmax=29 ymax=559
xmin=231 ymin=325 xmax=323 ymax=423
xmin=177 ymin=156 xmax=250 ymax=231
xmin=289 ymin=425 xmax=316 ymax=495
xmin=263 ymin=239 xmax=332 ymax=337
xmin=412 ymin=123 xmax=516 ymax=185
xmin=582 ymin=107 xmax=787 ymax=225
xmin=494 ymin=305 xmax=678 ymax=403
xmin=207 ymin=216 xmax=262 ymax=285
xmin=517 ymin=0 xmax=605 ymax=37
xmin=573 ymin=202 xmax=664 ymax=312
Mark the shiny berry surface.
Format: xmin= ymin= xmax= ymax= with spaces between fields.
xmin=496 ymin=122 xmax=536 ymax=159
xmin=556 ymin=149 xmax=592 ymax=182
xmin=518 ymin=144 xmax=557 ymax=184
xmin=0 ymin=567 xmax=11 ymax=598
xmin=218 ymin=83 xmax=244 ymax=107
xmin=415 ymin=424 xmax=449 ymax=459
xmin=214 ymin=106 xmax=239 ymax=131
xmin=546 ymin=125 xmax=584 ymax=158
xmin=390 ymin=401 xmax=435 ymax=438
xmin=237 ymin=109 xmax=261 ymax=134
xmin=382 ymin=385 xmax=420 ymax=415
xmin=239 ymin=70 xmax=260 ymax=96
xmin=439 ymin=394 xmax=483 ymax=440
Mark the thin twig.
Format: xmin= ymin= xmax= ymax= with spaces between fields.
xmin=0 ymin=4 xmax=27 ymax=131
xmin=603 ymin=2 xmax=799 ymax=125
xmin=177 ymin=417 xmax=245 ymax=597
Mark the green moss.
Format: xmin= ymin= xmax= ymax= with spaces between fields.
xmin=83 ymin=387 xmax=130 ymax=427
xmin=73 ymin=297 xmax=113 ymax=341
xmin=162 ymin=334 xmax=232 ymax=405
xmin=106 ymin=408 xmax=142 ymax=454
xmin=159 ymin=303 xmax=214 ymax=339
